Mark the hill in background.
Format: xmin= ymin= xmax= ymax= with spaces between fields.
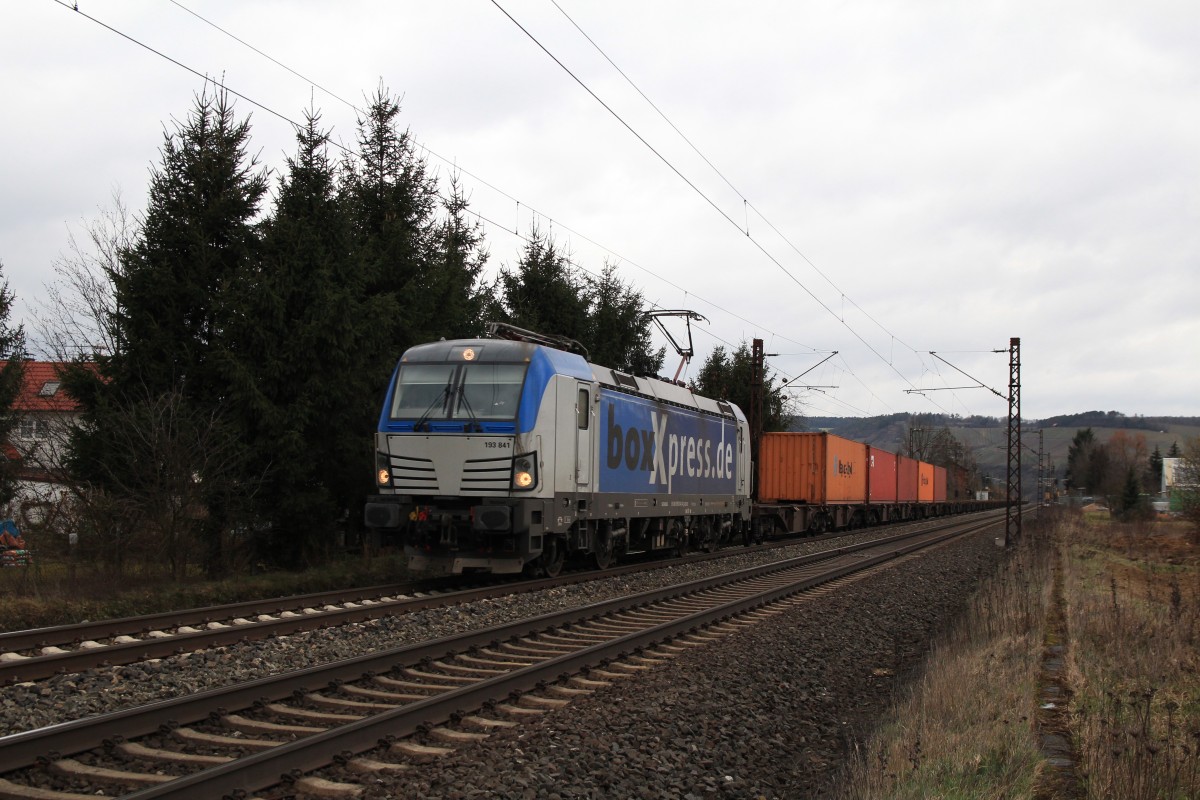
xmin=800 ymin=411 xmax=1200 ymax=486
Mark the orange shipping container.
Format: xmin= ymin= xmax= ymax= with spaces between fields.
xmin=933 ymin=465 xmax=947 ymax=502
xmin=758 ymin=432 xmax=867 ymax=504
xmin=867 ymin=446 xmax=898 ymax=503
xmin=918 ymin=461 xmax=935 ymax=502
xmin=896 ymin=454 xmax=920 ymax=502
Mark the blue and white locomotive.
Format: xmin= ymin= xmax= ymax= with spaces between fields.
xmin=363 ymin=327 xmax=752 ymax=576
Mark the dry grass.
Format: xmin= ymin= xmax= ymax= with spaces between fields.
xmin=837 ymin=520 xmax=1051 ymax=799
xmin=838 ymin=512 xmax=1200 ymax=799
xmin=1064 ymin=517 xmax=1200 ymax=799
xmin=0 ymin=551 xmax=409 ymax=632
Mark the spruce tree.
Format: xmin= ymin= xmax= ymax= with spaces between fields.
xmin=695 ymin=342 xmax=791 ymax=431
xmin=426 ymin=173 xmax=491 ymax=339
xmin=342 ymin=84 xmax=440 ymax=391
xmin=108 ymin=87 xmax=267 ymax=400
xmin=64 ymin=87 xmax=266 ymax=576
xmin=226 ymin=109 xmax=370 ymax=564
xmin=586 ymin=263 xmax=664 ymax=375
xmin=1066 ymin=428 xmax=1097 ymax=491
xmin=1150 ymin=444 xmax=1164 ymax=489
xmin=1118 ymin=466 xmax=1145 ymax=520
xmin=496 ymin=228 xmax=591 ymax=347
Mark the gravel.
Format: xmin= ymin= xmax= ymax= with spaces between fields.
xmin=346 ymin=531 xmax=1005 ymax=799
xmin=0 ymin=524 xmax=1004 ymax=799
xmin=1 ymin=529 xmax=923 ymax=737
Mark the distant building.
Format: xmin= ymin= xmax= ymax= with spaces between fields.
xmin=1162 ymin=457 xmax=1184 ymax=493
xmin=1 ymin=361 xmax=84 ymax=526
xmin=1161 ymin=457 xmax=1195 ymax=513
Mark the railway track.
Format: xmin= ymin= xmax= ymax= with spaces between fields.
xmin=0 ymin=514 xmax=999 ymax=686
xmin=0 ymin=576 xmax=506 ymax=686
xmin=0 ymin=513 xmax=1002 ymax=799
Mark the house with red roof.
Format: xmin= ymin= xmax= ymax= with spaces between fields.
xmin=1 ymin=361 xmax=84 ymax=526
xmin=3 ymin=361 xmax=82 ymax=472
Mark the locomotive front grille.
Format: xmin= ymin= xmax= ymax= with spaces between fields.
xmin=384 ymin=435 xmax=519 ymax=495
xmin=388 ymin=454 xmax=437 ymax=490
xmin=461 ymin=455 xmax=513 ymax=492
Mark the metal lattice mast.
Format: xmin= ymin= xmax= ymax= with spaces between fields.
xmin=750 ymin=338 xmax=764 ymax=470
xmin=1005 ymin=337 xmax=1022 ymax=544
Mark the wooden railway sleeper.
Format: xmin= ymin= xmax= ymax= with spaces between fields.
xmin=340 ymin=684 xmax=426 ymax=702
xmin=435 ymin=666 xmax=506 ymax=681
xmin=172 ymin=727 xmax=279 ymax=751
xmin=0 ymin=776 xmax=102 ymax=800
xmin=50 ymin=758 xmax=175 ymax=788
xmin=264 ymin=704 xmax=363 ymax=725
xmin=457 ymin=653 xmax=533 ymax=668
xmin=115 ymin=742 xmax=232 ymax=767
xmin=305 ymin=692 xmax=396 ymax=711
xmin=345 ymin=755 xmax=410 ymax=774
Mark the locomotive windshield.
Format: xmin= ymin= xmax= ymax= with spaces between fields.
xmin=390 ymin=362 xmax=526 ymax=423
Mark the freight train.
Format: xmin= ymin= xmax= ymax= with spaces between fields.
xmin=753 ymin=431 xmax=984 ymax=537
xmin=363 ymin=328 xmax=992 ymax=576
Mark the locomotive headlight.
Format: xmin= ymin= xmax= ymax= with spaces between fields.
xmin=375 ymin=451 xmax=392 ymax=487
xmin=511 ymin=453 xmax=537 ymax=491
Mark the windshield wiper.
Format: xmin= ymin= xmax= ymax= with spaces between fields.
xmin=413 ymin=386 xmax=451 ymax=432
xmin=456 ymin=386 xmax=481 ymax=432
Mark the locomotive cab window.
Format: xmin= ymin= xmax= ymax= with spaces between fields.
xmin=577 ymin=388 xmax=590 ymax=430
xmin=391 ymin=362 xmax=527 ymax=422
xmin=461 ymin=364 xmax=525 ymax=419
xmin=390 ymin=364 xmax=456 ymax=419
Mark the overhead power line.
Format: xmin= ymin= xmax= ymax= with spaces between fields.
xmin=494 ymin=0 xmax=950 ymax=414
xmin=547 ymin=1 xmax=929 ymax=361
xmin=55 ymin=0 xmax=948 ymax=418
xmin=53 ymin=0 xmax=824 ymax=358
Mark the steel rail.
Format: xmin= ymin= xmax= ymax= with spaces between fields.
xmin=0 ymin=581 xmax=453 ymax=651
xmin=0 ymin=514 xmax=999 ymax=781
xmin=0 ymin=552 xmax=732 ymax=684
xmin=0 ymin=510 xmax=1003 ymax=686
xmin=124 ymin=516 xmax=1001 ymax=799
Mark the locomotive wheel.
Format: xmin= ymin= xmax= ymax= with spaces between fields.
xmin=539 ymin=535 xmax=566 ymax=577
xmin=591 ymin=526 xmax=614 ymax=570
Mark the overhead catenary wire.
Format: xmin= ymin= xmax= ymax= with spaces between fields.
xmin=546 ymin=1 xmax=936 ymax=368
xmin=55 ymin=0 xmax=949 ymax=418
xmin=59 ymin=0 xmax=828 ymax=360
xmin=491 ymin=0 xmax=954 ymax=416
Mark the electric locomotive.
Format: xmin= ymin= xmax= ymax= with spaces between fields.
xmin=363 ymin=326 xmax=752 ymax=576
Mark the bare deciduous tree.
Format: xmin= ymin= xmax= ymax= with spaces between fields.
xmin=31 ymin=192 xmax=133 ymax=361
xmin=76 ymin=386 xmax=257 ymax=579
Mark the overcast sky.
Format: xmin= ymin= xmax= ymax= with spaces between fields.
xmin=2 ymin=1 xmax=1197 ymax=421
